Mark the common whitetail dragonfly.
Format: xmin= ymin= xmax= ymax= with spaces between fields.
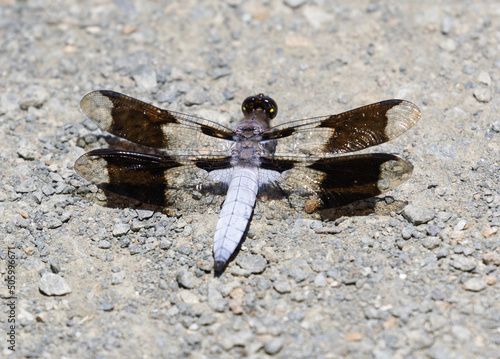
xmin=75 ymin=90 xmax=421 ymax=273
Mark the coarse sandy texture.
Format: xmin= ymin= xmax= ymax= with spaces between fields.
xmin=1 ymin=0 xmax=499 ymax=358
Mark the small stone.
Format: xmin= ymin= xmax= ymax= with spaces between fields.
xmin=463 ymin=278 xmax=487 ymax=292
xmin=314 ymin=273 xmax=327 ymax=287
xmin=184 ymin=88 xmax=208 ymax=106
xmin=283 ymin=0 xmax=306 ymax=9
xmin=111 ymin=272 xmax=125 ymax=285
xmin=441 ymin=16 xmax=453 ymax=35
xmin=346 ymin=332 xmax=363 ymax=342
xmin=453 ymin=219 xmax=468 ymax=231
xmin=159 ymin=239 xmax=172 ymax=250
xmin=288 ymin=309 xmax=305 ymax=321
xmin=17 ymin=147 xmax=36 ymax=160
xmin=97 ymin=240 xmax=111 ymax=249
xmin=364 ymin=306 xmax=381 ymax=319
xmin=207 ymin=284 xmax=226 ymax=312
xmin=401 ymin=226 xmax=413 ymax=239
xmin=451 ymin=256 xmax=477 ymax=272
xmin=264 ymin=337 xmax=285 ymax=355
xmin=132 ymin=64 xmax=157 ymax=92
xmin=483 ymin=275 xmax=497 ymax=285
xmin=112 ymin=223 xmax=130 ymax=237
xmin=462 ymin=64 xmax=476 ymax=75
xmin=178 ymin=290 xmax=199 ymax=305
xmin=477 ymin=71 xmax=492 ymax=86
xmin=46 ymin=217 xmax=63 ymax=229
xmin=473 ymin=87 xmax=492 ymax=103
xmin=177 ymin=270 xmax=196 ymax=289
xmin=229 ymin=288 xmax=245 ymax=315
xmin=15 ymin=179 xmax=37 ymax=193
xmin=39 ymin=273 xmax=71 ymax=296
xmin=310 ymin=259 xmax=330 ymax=272
xmin=439 ymin=38 xmax=457 ymax=52
xmin=219 ymin=329 xmax=253 ymax=350
xmin=450 ymin=325 xmax=471 ymax=341
xmin=483 ymin=252 xmax=500 ymax=266
xmin=136 ymin=209 xmax=154 ymax=220
xmin=197 ymin=259 xmax=213 ymax=272
xmin=482 ymin=227 xmax=498 ymax=238
xmin=426 ymin=224 xmax=440 ymax=236
xmin=130 ymin=219 xmax=145 ymax=232
xmin=448 ymin=230 xmax=465 ymax=240
xmin=402 ymin=205 xmax=434 ymax=225
xmin=274 ymin=281 xmax=292 ymax=294
xmin=20 ymin=85 xmax=49 ymax=109
xmin=236 ymin=254 xmax=267 ymax=274
xmin=407 ymin=329 xmax=434 ymax=350
xmin=129 ymin=244 xmax=140 ymax=255
xmin=436 ymin=247 xmax=449 ymax=259
xmin=422 ymin=237 xmax=441 ymax=250
xmin=36 ymin=312 xmax=49 ymax=323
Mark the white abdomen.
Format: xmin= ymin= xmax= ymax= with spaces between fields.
xmin=213 ymin=166 xmax=258 ymax=271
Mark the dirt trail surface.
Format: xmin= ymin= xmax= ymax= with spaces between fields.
xmin=1 ymin=1 xmax=499 ymax=358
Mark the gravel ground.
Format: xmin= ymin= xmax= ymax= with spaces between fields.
xmin=1 ymin=0 xmax=499 ymax=358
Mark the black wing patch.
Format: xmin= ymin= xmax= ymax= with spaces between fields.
xmin=261 ymin=153 xmax=413 ymax=208
xmin=80 ymin=90 xmax=234 ymax=155
xmin=262 ymin=100 xmax=421 ymax=157
xmin=75 ymin=149 xmax=232 ymax=207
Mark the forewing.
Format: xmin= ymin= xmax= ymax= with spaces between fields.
xmin=262 ymin=100 xmax=421 ymax=157
xmin=75 ymin=149 xmax=232 ymax=207
xmin=80 ymin=90 xmax=234 ymax=155
xmin=260 ymin=153 xmax=413 ymax=209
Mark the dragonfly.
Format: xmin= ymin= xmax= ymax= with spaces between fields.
xmin=75 ymin=90 xmax=421 ymax=273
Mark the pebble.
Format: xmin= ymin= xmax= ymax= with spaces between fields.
xmin=111 ymin=272 xmax=125 ymax=285
xmin=274 ymin=281 xmax=292 ymax=294
xmin=473 ymin=87 xmax=492 ymax=103
xmin=39 ymin=273 xmax=72 ymax=296
xmin=131 ymin=64 xmax=157 ymax=92
xmin=402 ymin=205 xmax=435 ymax=225
xmin=218 ymin=329 xmax=254 ymax=350
xmin=264 ymin=337 xmax=285 ymax=355
xmin=97 ymin=240 xmax=111 ymax=249
xmin=450 ymin=325 xmax=472 ymax=341
xmin=310 ymin=259 xmax=331 ymax=272
xmin=20 ymin=85 xmax=49 ymax=110
xmin=422 ymin=237 xmax=441 ymax=250
xmin=314 ymin=273 xmax=327 ymax=287
xmin=177 ymin=270 xmax=196 ymax=289
xmin=159 ymin=239 xmax=172 ymax=250
xmin=407 ymin=329 xmax=434 ymax=350
xmin=283 ymin=0 xmax=306 ymax=9
xmin=450 ymin=256 xmax=477 ymax=272
xmin=463 ymin=278 xmax=487 ymax=292
xmin=401 ymin=226 xmax=413 ymax=239
xmin=453 ymin=219 xmax=468 ymax=231
xmin=207 ymin=284 xmax=226 ymax=312
xmin=483 ymin=252 xmax=500 ymax=266
xmin=112 ymin=223 xmax=130 ymax=237
xmin=477 ymin=71 xmax=492 ymax=86
xmin=439 ymin=38 xmax=457 ymax=52
xmin=236 ymin=254 xmax=267 ymax=274
xmin=441 ymin=16 xmax=453 ymax=35
xmin=184 ymin=88 xmax=208 ymax=106
xmin=346 ymin=332 xmax=363 ymax=342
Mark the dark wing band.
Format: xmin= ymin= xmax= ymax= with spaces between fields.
xmin=262 ymin=100 xmax=421 ymax=157
xmin=80 ymin=90 xmax=234 ymax=155
xmin=75 ymin=149 xmax=232 ymax=207
xmin=260 ymin=153 xmax=413 ymax=208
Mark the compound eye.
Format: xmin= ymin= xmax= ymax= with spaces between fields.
xmin=241 ymin=94 xmax=278 ymax=119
